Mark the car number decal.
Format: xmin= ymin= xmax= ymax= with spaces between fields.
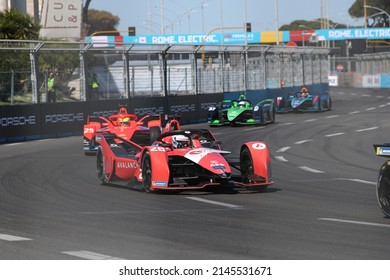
xmin=150 ymin=147 xmax=166 ymax=152
xmin=252 ymin=143 xmax=266 ymax=150
xmin=84 ymin=127 xmax=94 ymax=133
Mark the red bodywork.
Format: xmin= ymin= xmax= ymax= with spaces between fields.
xmin=83 ymin=107 xmax=181 ymax=153
xmin=97 ymin=129 xmax=273 ymax=192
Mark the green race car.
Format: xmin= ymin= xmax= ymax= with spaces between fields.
xmin=207 ymin=94 xmax=275 ymax=126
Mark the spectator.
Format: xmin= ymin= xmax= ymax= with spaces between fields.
xmin=89 ymin=73 xmax=100 ymax=100
xmin=47 ymin=72 xmax=56 ymax=103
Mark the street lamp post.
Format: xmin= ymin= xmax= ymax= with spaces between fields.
xmin=364 ymin=5 xmax=390 ymax=27
xmin=274 ymin=0 xmax=279 ymax=45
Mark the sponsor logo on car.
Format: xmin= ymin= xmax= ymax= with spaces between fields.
xmin=117 ymin=162 xmax=138 ymax=169
xmin=210 ymin=161 xmax=225 ymax=170
xmin=377 ymin=147 xmax=390 ymax=155
xmin=152 ymin=181 xmax=167 ymax=186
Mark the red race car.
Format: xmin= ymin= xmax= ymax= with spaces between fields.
xmin=96 ymin=129 xmax=273 ymax=192
xmin=83 ymin=107 xmax=180 ymax=155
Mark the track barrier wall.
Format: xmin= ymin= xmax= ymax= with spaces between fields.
xmin=0 ymin=84 xmax=329 ymax=144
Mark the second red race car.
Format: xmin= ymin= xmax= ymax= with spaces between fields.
xmin=83 ymin=107 xmax=180 ymax=155
xmin=96 ymin=129 xmax=273 ymax=192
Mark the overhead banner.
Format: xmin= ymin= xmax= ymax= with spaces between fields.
xmin=315 ymin=28 xmax=390 ymax=41
xmin=40 ymin=0 xmax=82 ymax=40
xmin=85 ymin=32 xmax=261 ymax=46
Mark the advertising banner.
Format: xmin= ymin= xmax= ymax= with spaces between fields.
xmin=40 ymin=0 xmax=82 ymax=40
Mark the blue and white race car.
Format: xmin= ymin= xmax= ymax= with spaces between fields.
xmin=275 ymin=91 xmax=331 ymax=113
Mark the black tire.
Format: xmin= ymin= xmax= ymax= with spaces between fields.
xmin=269 ymin=104 xmax=275 ymax=124
xmin=377 ymin=162 xmax=390 ymax=217
xmin=149 ymin=126 xmax=161 ymax=144
xmin=142 ymin=152 xmax=152 ymax=192
xmin=317 ymin=99 xmax=321 ymax=112
xmin=96 ymin=149 xmax=108 ymax=185
xmin=240 ymin=147 xmax=254 ymax=184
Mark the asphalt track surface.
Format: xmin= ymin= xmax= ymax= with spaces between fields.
xmin=1 ymin=87 xmax=390 ymax=260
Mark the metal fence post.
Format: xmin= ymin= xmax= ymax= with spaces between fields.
xmin=219 ymin=51 xmax=224 ymax=93
xmin=29 ymin=42 xmax=42 ymax=104
xmin=122 ymin=50 xmax=130 ymax=99
xmin=242 ymin=50 xmax=248 ymax=92
xmin=79 ymin=51 xmax=86 ymax=101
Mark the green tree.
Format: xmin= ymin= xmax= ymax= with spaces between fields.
xmin=279 ymin=19 xmax=348 ymax=31
xmin=86 ymin=9 xmax=120 ymax=36
xmin=0 ymin=9 xmax=40 ymax=102
xmin=0 ymin=8 xmax=40 ymax=39
xmin=82 ymin=0 xmax=121 ymax=36
xmin=349 ymin=0 xmax=390 ymax=27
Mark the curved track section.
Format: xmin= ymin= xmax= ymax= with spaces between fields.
xmin=1 ymin=87 xmax=390 ymax=259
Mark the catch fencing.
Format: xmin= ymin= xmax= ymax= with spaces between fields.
xmin=330 ymin=52 xmax=390 ymax=88
xmin=0 ymin=39 xmax=330 ymax=105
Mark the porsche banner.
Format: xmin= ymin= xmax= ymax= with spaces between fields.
xmin=39 ymin=0 xmax=82 ymax=40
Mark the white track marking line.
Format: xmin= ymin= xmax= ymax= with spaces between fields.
xmin=274 ymin=156 xmax=288 ymax=162
xmin=0 ymin=233 xmax=32 ymax=241
xmin=276 ymin=146 xmax=290 ymax=153
xmin=279 ymin=122 xmax=294 ymax=126
xmin=325 ymin=115 xmax=339 ymax=119
xmin=294 ymin=139 xmax=313 ymax=144
xmin=376 ymin=96 xmax=384 ymax=98
xmin=348 ymin=111 xmax=360 ymax=115
xmin=343 ymin=178 xmax=376 ymax=185
xmin=362 ymin=94 xmax=371 ymax=97
xmin=351 ymin=93 xmax=356 ymax=95
xmin=338 ymin=92 xmax=345 ymax=95
xmin=298 ymin=166 xmax=325 ymax=173
xmin=186 ymin=197 xmax=242 ymax=209
xmin=5 ymin=143 xmax=22 ymax=146
xmin=303 ymin=119 xmax=317 ymax=123
xmin=319 ymin=218 xmax=390 ymax=228
xmin=62 ymin=251 xmax=123 ymax=260
xmin=325 ymin=132 xmax=345 ymax=137
xmin=366 ymin=107 xmax=376 ymax=111
xmin=379 ymin=104 xmax=386 ymax=108
xmin=244 ymin=126 xmax=265 ymax=131
xmin=355 ymin=127 xmax=378 ymax=132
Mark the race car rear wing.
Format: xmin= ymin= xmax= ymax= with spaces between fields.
xmin=374 ymin=144 xmax=390 ymax=158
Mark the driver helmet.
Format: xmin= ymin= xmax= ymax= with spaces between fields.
xmin=172 ymin=135 xmax=190 ymax=149
xmin=122 ymin=117 xmax=130 ymax=126
xmin=238 ymin=101 xmax=246 ymax=107
xmin=118 ymin=117 xmax=130 ymax=126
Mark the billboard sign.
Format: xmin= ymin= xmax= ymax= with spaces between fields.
xmin=40 ymin=0 xmax=82 ymax=40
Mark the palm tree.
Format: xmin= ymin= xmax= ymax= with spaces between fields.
xmin=0 ymin=8 xmax=40 ymax=40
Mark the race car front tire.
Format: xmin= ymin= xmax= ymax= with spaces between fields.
xmin=142 ymin=152 xmax=152 ymax=193
xmin=149 ymin=126 xmax=161 ymax=144
xmin=240 ymin=147 xmax=254 ymax=184
xmin=97 ymin=150 xmax=108 ymax=185
xmin=377 ymin=162 xmax=390 ymax=217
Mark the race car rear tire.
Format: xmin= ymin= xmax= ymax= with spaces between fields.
xmin=377 ymin=162 xmax=390 ymax=217
xmin=268 ymin=106 xmax=275 ymax=124
xmin=97 ymin=150 xmax=108 ymax=185
xmin=149 ymin=126 xmax=161 ymax=144
xmin=142 ymin=152 xmax=152 ymax=193
xmin=240 ymin=147 xmax=254 ymax=184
